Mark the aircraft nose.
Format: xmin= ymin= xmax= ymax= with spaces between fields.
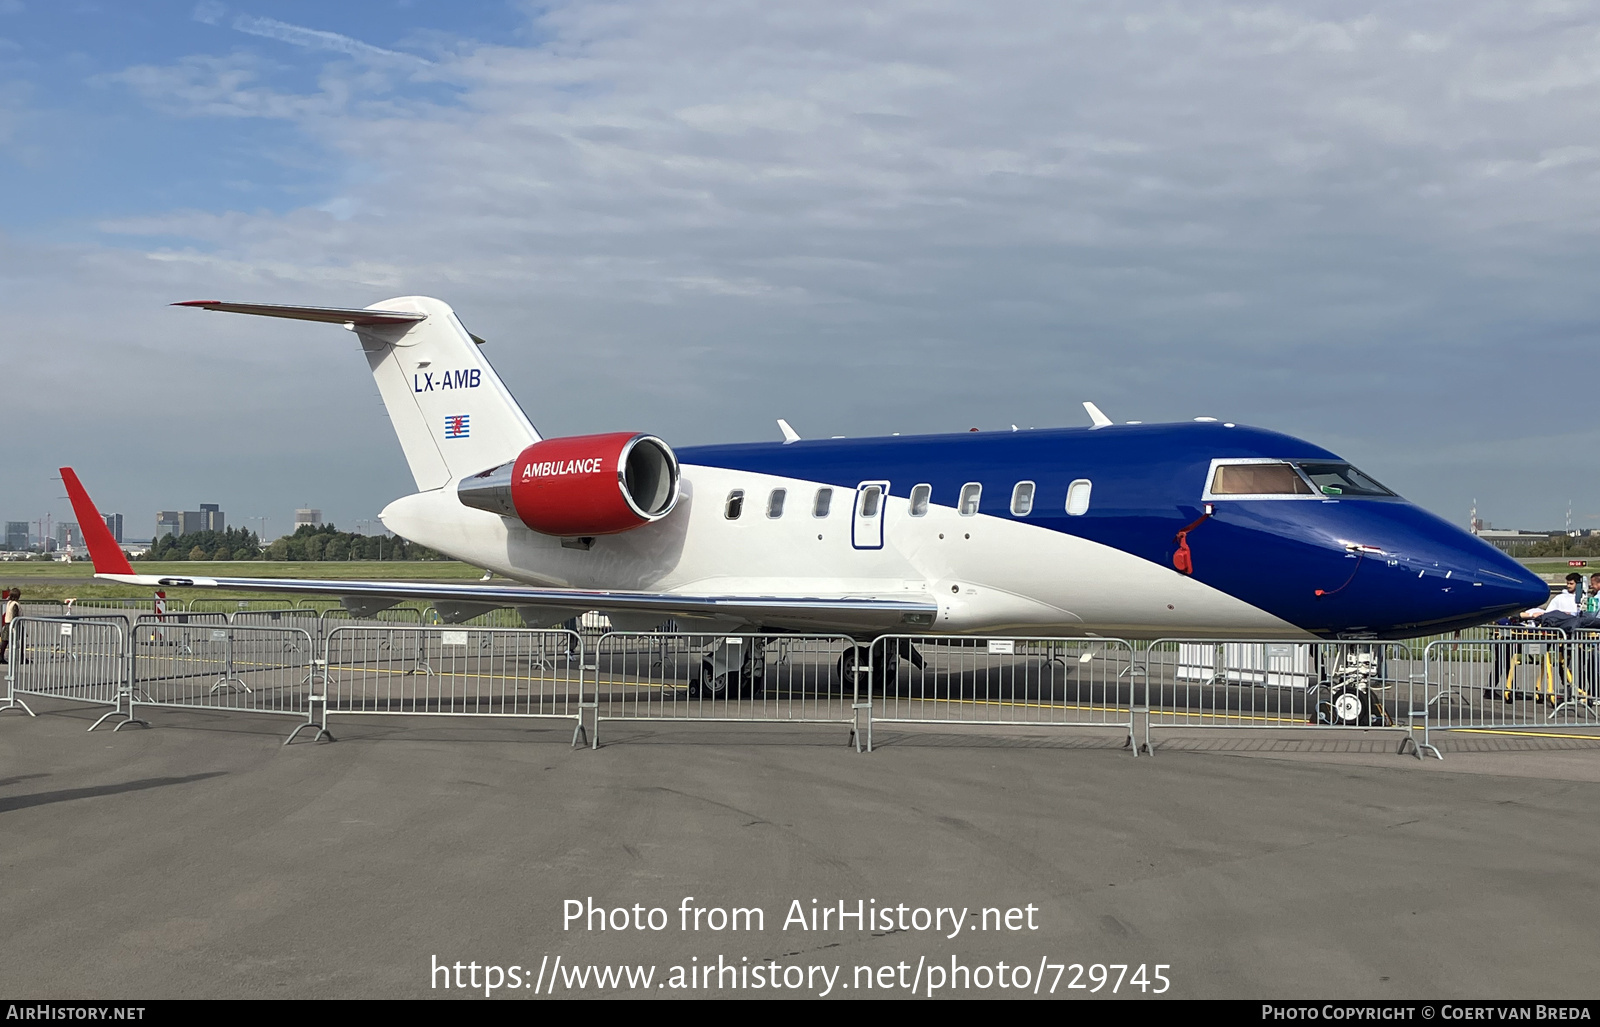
xmin=1399 ymin=535 xmax=1551 ymax=627
xmin=1292 ymin=502 xmax=1558 ymax=635
xmin=1482 ymin=563 xmax=1554 ymax=614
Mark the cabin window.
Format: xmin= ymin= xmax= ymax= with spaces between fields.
xmin=1210 ymin=463 xmax=1313 ymax=496
xmin=859 ymin=485 xmax=882 ymax=519
xmin=1066 ymin=479 xmax=1092 ymax=516
xmin=959 ymin=483 xmax=982 ymax=516
xmin=909 ymin=484 xmax=931 ymax=517
xmin=725 ymin=490 xmax=745 ymax=520
xmin=1011 ymin=481 xmax=1036 ymax=516
xmin=813 ymin=487 xmax=833 ymax=518
xmin=767 ymin=488 xmax=786 ymax=518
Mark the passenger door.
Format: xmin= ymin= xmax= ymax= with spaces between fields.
xmin=852 ymin=480 xmax=889 ymax=550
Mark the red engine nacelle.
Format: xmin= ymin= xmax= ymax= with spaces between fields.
xmin=456 ymin=432 xmax=680 ymax=536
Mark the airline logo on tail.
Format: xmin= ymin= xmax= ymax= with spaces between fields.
xmin=445 ymin=415 xmax=471 ymax=439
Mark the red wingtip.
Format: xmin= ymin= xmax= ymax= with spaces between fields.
xmin=58 ymin=467 xmax=136 ymax=576
xmin=171 ymin=300 xmax=221 ymax=307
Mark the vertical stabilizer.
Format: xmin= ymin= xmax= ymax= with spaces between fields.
xmin=176 ymin=296 xmax=541 ymax=491
xmin=352 ymin=297 xmax=540 ymax=490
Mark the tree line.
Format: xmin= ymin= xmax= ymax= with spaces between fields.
xmin=139 ymin=523 xmax=446 ymax=562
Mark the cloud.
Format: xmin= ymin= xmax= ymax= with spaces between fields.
xmin=234 ymin=11 xmax=429 ymax=65
xmin=193 ymin=3 xmax=430 ymax=63
xmin=13 ymin=0 xmax=1600 ymax=529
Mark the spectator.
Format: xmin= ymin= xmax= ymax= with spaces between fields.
xmin=1522 ymin=573 xmax=1582 ymax=619
xmin=0 ymin=588 xmax=17 ymax=664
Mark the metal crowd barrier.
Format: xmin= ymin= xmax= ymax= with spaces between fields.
xmin=1423 ymin=634 xmax=1600 ymax=737
xmin=129 ymin=612 xmax=232 ymax=644
xmin=1139 ymin=639 xmax=1433 ymax=757
xmin=72 ymin=598 xmax=184 ymax=613
xmin=131 ymin=622 xmax=326 ymax=744
xmin=589 ymin=632 xmax=860 ymax=748
xmin=188 ymin=598 xmax=297 ymax=614
xmin=232 ymin=608 xmax=322 ymax=630
xmin=322 ymin=625 xmax=584 ymax=743
xmin=1 ymin=617 xmax=143 ymax=731
xmin=317 ymin=607 xmax=424 ymax=629
xmin=863 ymin=635 xmax=1138 ymax=752
xmin=13 ymin=615 xmax=1600 ymax=759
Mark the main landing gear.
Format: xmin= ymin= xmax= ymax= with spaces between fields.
xmin=838 ymin=640 xmax=924 ymax=695
xmin=688 ymin=638 xmax=766 ymax=699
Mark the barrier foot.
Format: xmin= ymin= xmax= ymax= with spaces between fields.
xmin=1398 ymin=734 xmax=1442 ymax=761
xmin=1399 ymin=713 xmax=1441 ymax=760
xmin=574 ymin=701 xmax=598 ymax=750
xmin=89 ymin=709 xmax=148 ymax=732
xmin=1547 ymin=698 xmax=1599 ymax=722
xmin=208 ymin=677 xmax=252 ymax=695
xmin=284 ymin=721 xmax=334 ymax=745
xmin=0 ymin=696 xmax=36 ymax=717
xmin=851 ymin=702 xmax=873 ymax=753
xmin=1129 ymin=707 xmax=1150 ymax=757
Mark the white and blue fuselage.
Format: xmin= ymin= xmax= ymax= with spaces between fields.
xmin=382 ymin=421 xmax=1548 ymax=641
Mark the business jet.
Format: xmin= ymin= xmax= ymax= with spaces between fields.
xmin=62 ymin=297 xmax=1547 ymax=657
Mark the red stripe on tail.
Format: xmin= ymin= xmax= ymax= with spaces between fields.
xmin=58 ymin=467 xmax=136 ymax=576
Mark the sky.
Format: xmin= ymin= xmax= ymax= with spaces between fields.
xmin=2 ymin=0 xmax=1599 ymax=542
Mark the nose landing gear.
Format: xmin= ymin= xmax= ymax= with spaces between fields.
xmin=1316 ymin=647 xmax=1391 ymax=727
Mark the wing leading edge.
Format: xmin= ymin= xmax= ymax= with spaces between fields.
xmin=92 ymin=572 xmax=937 ymax=631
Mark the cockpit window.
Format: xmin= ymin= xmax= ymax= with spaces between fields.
xmin=1295 ymin=462 xmax=1395 ymax=498
xmin=1209 ymin=463 xmax=1313 ymax=496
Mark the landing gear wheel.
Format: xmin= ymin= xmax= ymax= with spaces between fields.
xmin=871 ymin=646 xmax=900 ymax=695
xmin=1322 ymin=686 xmax=1389 ymax=727
xmin=839 ymin=646 xmax=869 ymax=695
xmin=689 ymin=658 xmax=729 ymax=700
xmin=1332 ymin=689 xmax=1366 ymax=724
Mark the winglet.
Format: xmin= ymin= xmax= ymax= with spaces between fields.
xmin=1083 ymin=401 xmax=1113 ymax=429
xmin=777 ymin=418 xmax=801 ymax=443
xmin=58 ymin=468 xmax=136 ymax=576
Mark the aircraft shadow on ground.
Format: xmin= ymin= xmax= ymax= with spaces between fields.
xmin=0 ymin=772 xmax=227 ymax=814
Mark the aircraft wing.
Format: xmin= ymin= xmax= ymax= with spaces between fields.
xmin=60 ymin=465 xmax=935 ymax=632
xmin=90 ymin=570 xmax=938 ymax=630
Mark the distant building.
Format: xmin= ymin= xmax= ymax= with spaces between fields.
xmin=56 ymin=522 xmax=79 ymax=550
xmin=157 ymin=511 xmax=181 ymax=539
xmin=200 ymin=503 xmax=224 ymax=532
xmin=103 ymin=513 xmax=123 ymax=544
xmin=4 ymin=522 xmax=27 ymax=551
xmin=1476 ymin=529 xmax=1550 ymax=552
xmin=295 ymin=509 xmax=323 ymax=530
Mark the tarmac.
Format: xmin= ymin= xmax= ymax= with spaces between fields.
xmin=2 ymin=698 xmax=1599 ymax=1000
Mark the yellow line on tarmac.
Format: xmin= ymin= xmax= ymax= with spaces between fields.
xmin=1449 ymin=728 xmax=1600 ymax=740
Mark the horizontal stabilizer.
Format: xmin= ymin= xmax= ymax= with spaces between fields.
xmin=173 ymin=300 xmax=427 ymax=326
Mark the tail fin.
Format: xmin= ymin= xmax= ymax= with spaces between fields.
xmin=59 ymin=467 xmax=136 ymax=576
xmin=175 ymin=297 xmax=540 ymax=490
